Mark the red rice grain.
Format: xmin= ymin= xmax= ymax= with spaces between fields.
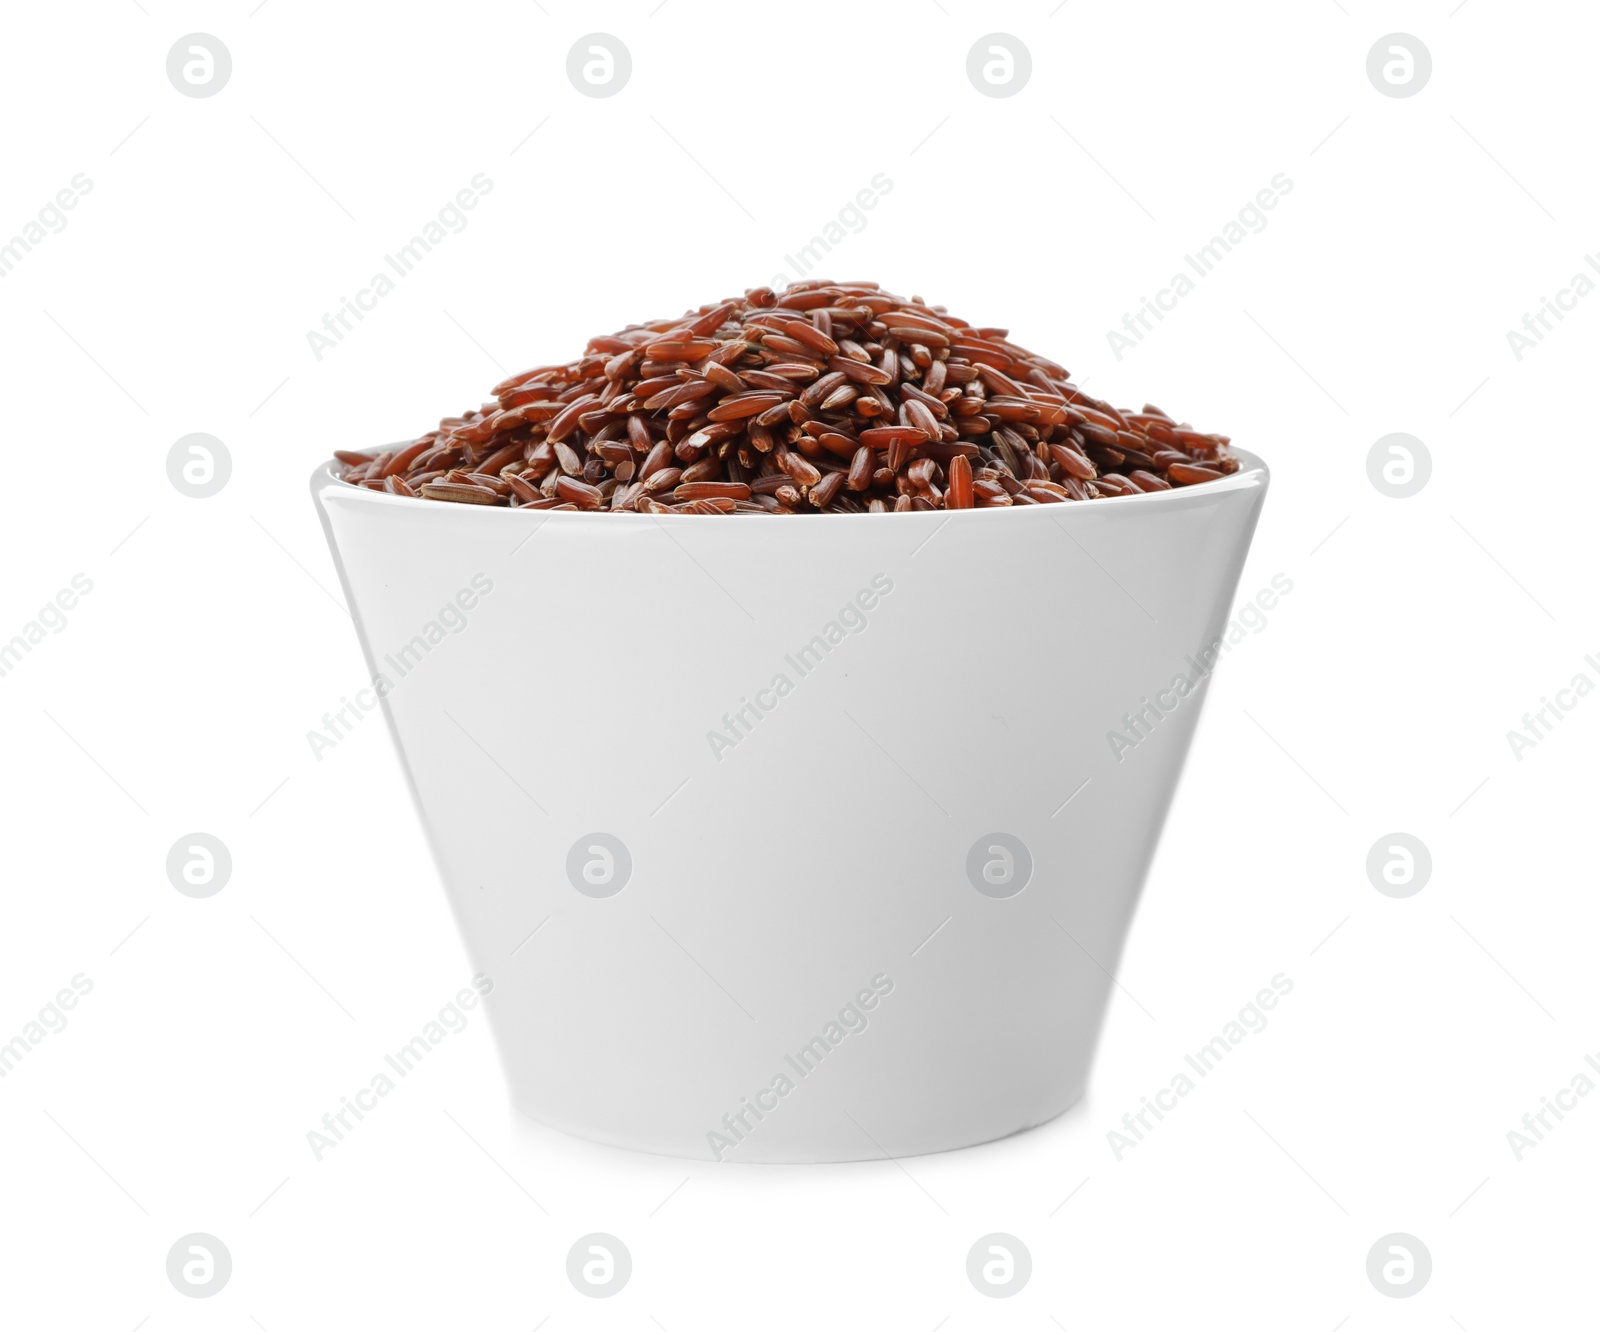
xmin=334 ymin=283 xmax=1241 ymax=514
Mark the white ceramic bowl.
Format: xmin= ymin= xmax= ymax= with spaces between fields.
xmin=313 ymin=451 xmax=1268 ymax=1162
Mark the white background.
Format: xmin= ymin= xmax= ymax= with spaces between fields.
xmin=1 ymin=1 xmax=1594 ymax=1327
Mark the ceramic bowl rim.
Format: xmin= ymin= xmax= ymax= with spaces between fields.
xmin=311 ymin=447 xmax=1268 ymax=525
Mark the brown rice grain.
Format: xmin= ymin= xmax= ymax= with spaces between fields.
xmin=337 ymin=283 xmax=1241 ymax=515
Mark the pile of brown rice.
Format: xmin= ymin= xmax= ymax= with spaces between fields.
xmin=334 ymin=282 xmax=1239 ymax=514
